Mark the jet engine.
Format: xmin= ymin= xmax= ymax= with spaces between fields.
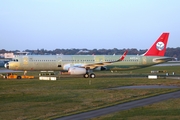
xmin=68 ymin=67 xmax=86 ymax=75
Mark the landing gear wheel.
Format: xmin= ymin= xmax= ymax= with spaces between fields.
xmin=90 ymin=73 xmax=96 ymax=78
xmin=84 ymin=73 xmax=89 ymax=78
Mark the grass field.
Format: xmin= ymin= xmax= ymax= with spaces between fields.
xmin=92 ymin=98 xmax=180 ymax=120
xmin=0 ymin=66 xmax=180 ymax=120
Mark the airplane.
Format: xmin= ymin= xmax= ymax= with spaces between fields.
xmin=4 ymin=33 xmax=172 ymax=78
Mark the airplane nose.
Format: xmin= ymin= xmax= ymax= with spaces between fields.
xmin=4 ymin=63 xmax=9 ymax=69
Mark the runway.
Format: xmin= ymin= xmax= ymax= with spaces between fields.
xmin=55 ymin=90 xmax=180 ymax=120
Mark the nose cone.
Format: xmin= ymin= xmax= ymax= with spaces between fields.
xmin=4 ymin=63 xmax=9 ymax=69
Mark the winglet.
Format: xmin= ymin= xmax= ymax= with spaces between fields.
xmin=119 ymin=50 xmax=128 ymax=61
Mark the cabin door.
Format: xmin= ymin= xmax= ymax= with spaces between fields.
xmin=23 ymin=56 xmax=29 ymax=65
xmin=142 ymin=56 xmax=147 ymax=65
xmin=57 ymin=56 xmax=62 ymax=68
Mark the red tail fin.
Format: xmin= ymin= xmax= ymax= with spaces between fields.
xmin=143 ymin=33 xmax=169 ymax=56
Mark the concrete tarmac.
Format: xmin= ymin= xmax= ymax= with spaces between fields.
xmin=55 ymin=90 xmax=180 ymax=120
xmin=0 ymin=69 xmax=23 ymax=73
xmin=109 ymin=85 xmax=180 ymax=89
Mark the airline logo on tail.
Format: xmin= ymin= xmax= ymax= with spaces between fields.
xmin=156 ymin=41 xmax=164 ymax=51
xmin=143 ymin=33 xmax=169 ymax=56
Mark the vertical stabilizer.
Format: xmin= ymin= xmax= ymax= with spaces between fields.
xmin=143 ymin=33 xmax=169 ymax=56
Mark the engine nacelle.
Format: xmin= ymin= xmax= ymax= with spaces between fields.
xmin=63 ymin=64 xmax=71 ymax=71
xmin=68 ymin=67 xmax=86 ymax=75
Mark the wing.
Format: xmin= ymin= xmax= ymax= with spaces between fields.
xmin=83 ymin=50 xmax=128 ymax=69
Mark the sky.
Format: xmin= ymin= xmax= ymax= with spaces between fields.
xmin=0 ymin=0 xmax=180 ymax=51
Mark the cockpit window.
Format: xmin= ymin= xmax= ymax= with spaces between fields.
xmin=13 ymin=59 xmax=18 ymax=62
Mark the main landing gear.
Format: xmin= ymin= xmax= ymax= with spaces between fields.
xmin=84 ymin=73 xmax=96 ymax=78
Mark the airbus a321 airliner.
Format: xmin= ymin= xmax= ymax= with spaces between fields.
xmin=5 ymin=33 xmax=172 ymax=78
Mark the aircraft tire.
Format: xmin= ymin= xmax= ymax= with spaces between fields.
xmin=17 ymin=76 xmax=22 ymax=79
xmin=84 ymin=74 xmax=89 ymax=78
xmin=90 ymin=73 xmax=96 ymax=78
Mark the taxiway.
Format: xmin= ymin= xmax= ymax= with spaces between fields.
xmin=56 ymin=87 xmax=180 ymax=120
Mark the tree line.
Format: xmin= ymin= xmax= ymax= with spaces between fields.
xmin=0 ymin=47 xmax=179 ymax=60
